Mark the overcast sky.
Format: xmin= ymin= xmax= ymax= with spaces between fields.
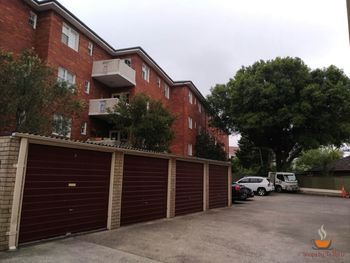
xmin=56 ymin=0 xmax=350 ymax=146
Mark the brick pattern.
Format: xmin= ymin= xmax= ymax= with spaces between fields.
xmin=110 ymin=152 xmax=124 ymax=229
xmin=0 ymin=137 xmax=20 ymax=251
xmin=167 ymin=158 xmax=176 ymax=218
xmin=0 ymin=0 xmax=36 ymax=54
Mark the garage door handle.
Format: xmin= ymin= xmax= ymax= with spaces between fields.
xmin=69 ymin=208 xmax=74 ymax=212
xmin=68 ymin=183 xmax=76 ymax=187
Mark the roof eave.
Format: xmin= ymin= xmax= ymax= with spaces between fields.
xmin=24 ymin=0 xmax=116 ymax=55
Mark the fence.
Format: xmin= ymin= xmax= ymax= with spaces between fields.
xmin=296 ymin=173 xmax=350 ymax=192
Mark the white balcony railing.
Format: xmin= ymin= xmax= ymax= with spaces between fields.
xmin=88 ymin=98 xmax=119 ymax=116
xmin=92 ymin=59 xmax=136 ymax=87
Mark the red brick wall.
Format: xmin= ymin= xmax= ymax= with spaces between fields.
xmin=118 ymin=54 xmax=172 ymax=107
xmin=40 ymin=12 xmax=113 ymax=140
xmin=0 ymin=0 xmax=36 ymax=53
xmin=168 ymin=86 xmax=186 ymax=155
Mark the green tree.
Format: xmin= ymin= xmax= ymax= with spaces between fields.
xmin=207 ymin=57 xmax=350 ymax=170
xmin=194 ymin=132 xmax=227 ymax=161
xmin=0 ymin=49 xmax=83 ymax=136
xmin=294 ymin=147 xmax=342 ymax=172
xmin=108 ymin=94 xmax=175 ymax=152
xmin=235 ymin=135 xmax=272 ymax=176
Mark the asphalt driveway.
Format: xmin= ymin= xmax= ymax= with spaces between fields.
xmin=1 ymin=193 xmax=349 ymax=263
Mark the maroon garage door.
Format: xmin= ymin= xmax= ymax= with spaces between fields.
xmin=209 ymin=165 xmax=228 ymax=209
xmin=19 ymin=144 xmax=111 ymax=244
xmin=175 ymin=161 xmax=203 ymax=216
xmin=121 ymin=155 xmax=168 ymax=225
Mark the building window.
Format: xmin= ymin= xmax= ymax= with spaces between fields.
xmin=188 ymin=144 xmax=193 ymax=156
xmin=124 ymin=58 xmax=132 ymax=67
xmin=164 ymin=84 xmax=170 ymax=99
xmin=87 ymin=42 xmax=93 ymax=56
xmin=194 ymin=122 xmax=197 ymax=129
xmin=157 ymin=77 xmax=161 ymax=88
xmin=188 ymin=91 xmax=193 ymax=104
xmin=141 ymin=64 xmax=150 ymax=82
xmin=188 ymin=117 xmax=193 ymax=129
xmin=52 ymin=115 xmax=71 ymax=138
xmin=81 ymin=122 xmax=87 ymax=135
xmin=58 ymin=67 xmax=76 ymax=90
xmin=28 ymin=11 xmax=37 ymax=29
xmin=84 ymin=80 xmax=90 ymax=94
xmin=198 ymin=103 xmax=202 ymax=113
xmin=61 ymin=23 xmax=79 ymax=51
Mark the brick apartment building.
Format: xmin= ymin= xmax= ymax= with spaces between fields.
xmin=0 ymin=0 xmax=229 ymax=157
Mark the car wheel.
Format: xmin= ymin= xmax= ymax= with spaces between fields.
xmin=240 ymin=190 xmax=248 ymax=200
xmin=275 ymin=185 xmax=282 ymax=193
xmin=257 ymin=188 xmax=266 ymax=196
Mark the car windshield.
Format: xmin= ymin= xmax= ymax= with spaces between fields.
xmin=284 ymin=174 xmax=296 ymax=181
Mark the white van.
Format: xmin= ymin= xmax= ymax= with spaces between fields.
xmin=236 ymin=176 xmax=274 ymax=196
xmin=268 ymin=172 xmax=299 ymax=192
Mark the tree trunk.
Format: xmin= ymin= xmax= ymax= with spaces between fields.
xmin=275 ymin=149 xmax=283 ymax=171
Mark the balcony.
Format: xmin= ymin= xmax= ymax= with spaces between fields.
xmin=88 ymin=98 xmax=119 ymax=116
xmin=92 ymin=59 xmax=136 ymax=87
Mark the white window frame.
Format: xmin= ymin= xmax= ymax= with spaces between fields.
xmin=164 ymin=83 xmax=170 ymax=99
xmin=81 ymin=122 xmax=87 ymax=135
xmin=188 ymin=91 xmax=193 ymax=104
xmin=52 ymin=114 xmax=71 ymax=138
xmin=157 ymin=77 xmax=161 ymax=88
xmin=141 ymin=63 xmax=150 ymax=82
xmin=28 ymin=11 xmax=37 ymax=29
xmin=188 ymin=144 xmax=193 ymax=156
xmin=84 ymin=80 xmax=90 ymax=94
xmin=188 ymin=117 xmax=193 ymax=129
xmin=58 ymin=67 xmax=76 ymax=89
xmin=61 ymin=23 xmax=79 ymax=51
xmin=198 ymin=103 xmax=202 ymax=113
xmin=87 ymin=41 xmax=93 ymax=56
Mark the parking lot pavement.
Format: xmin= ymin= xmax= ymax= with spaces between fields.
xmin=1 ymin=193 xmax=349 ymax=263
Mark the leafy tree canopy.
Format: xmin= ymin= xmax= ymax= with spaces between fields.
xmin=208 ymin=57 xmax=350 ymax=170
xmin=294 ymin=147 xmax=342 ymax=172
xmin=194 ymin=132 xmax=226 ymax=161
xmin=108 ymin=94 xmax=175 ymax=152
xmin=235 ymin=135 xmax=272 ymax=176
xmin=0 ymin=49 xmax=83 ymax=136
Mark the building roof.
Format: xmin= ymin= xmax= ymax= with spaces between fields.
xmin=310 ymin=156 xmax=350 ymax=172
xmin=24 ymin=0 xmax=207 ymax=105
xmin=10 ymin=133 xmax=231 ymax=165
